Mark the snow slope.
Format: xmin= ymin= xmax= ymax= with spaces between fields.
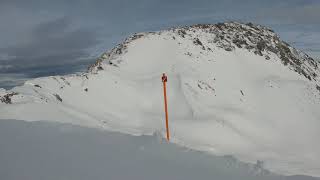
xmin=2 ymin=119 xmax=320 ymax=180
xmin=1 ymin=22 xmax=320 ymax=176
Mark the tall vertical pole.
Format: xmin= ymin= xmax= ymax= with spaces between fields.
xmin=162 ymin=73 xmax=170 ymax=141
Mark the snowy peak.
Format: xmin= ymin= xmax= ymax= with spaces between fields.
xmin=1 ymin=22 xmax=320 ymax=176
xmin=90 ymin=22 xmax=319 ymax=82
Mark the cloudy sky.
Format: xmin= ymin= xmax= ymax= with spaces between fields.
xmin=0 ymin=0 xmax=320 ymax=89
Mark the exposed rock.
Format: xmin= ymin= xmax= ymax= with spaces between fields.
xmin=240 ymin=90 xmax=244 ymax=96
xmin=177 ymin=29 xmax=186 ymax=38
xmin=53 ymin=94 xmax=62 ymax=102
xmin=34 ymin=84 xmax=42 ymax=88
xmin=225 ymin=47 xmax=233 ymax=51
xmin=257 ymin=40 xmax=267 ymax=52
xmin=233 ymin=38 xmax=248 ymax=48
xmin=0 ymin=92 xmax=18 ymax=104
xmin=193 ymin=38 xmax=205 ymax=50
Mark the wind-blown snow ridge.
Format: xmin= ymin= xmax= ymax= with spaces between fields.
xmin=1 ymin=22 xmax=320 ymax=177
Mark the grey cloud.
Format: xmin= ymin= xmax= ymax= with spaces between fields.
xmin=257 ymin=3 xmax=320 ymax=25
xmin=32 ymin=17 xmax=71 ymax=38
xmin=0 ymin=73 xmax=29 ymax=89
xmin=0 ymin=17 xmax=100 ymax=74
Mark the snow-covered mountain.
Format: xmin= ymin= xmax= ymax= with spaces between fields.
xmin=1 ymin=22 xmax=320 ymax=176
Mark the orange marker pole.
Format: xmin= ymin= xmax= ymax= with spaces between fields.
xmin=162 ymin=73 xmax=170 ymax=141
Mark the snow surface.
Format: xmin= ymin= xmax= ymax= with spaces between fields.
xmin=1 ymin=119 xmax=319 ymax=180
xmin=1 ymin=22 xmax=320 ymax=177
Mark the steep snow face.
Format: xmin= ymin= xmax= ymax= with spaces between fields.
xmin=1 ymin=22 xmax=320 ymax=176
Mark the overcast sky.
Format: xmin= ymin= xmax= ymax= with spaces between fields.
xmin=0 ymin=0 xmax=320 ymax=88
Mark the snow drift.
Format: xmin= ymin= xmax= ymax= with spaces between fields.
xmin=1 ymin=22 xmax=320 ymax=176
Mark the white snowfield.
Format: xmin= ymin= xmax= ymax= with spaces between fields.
xmin=1 ymin=22 xmax=320 ymax=176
